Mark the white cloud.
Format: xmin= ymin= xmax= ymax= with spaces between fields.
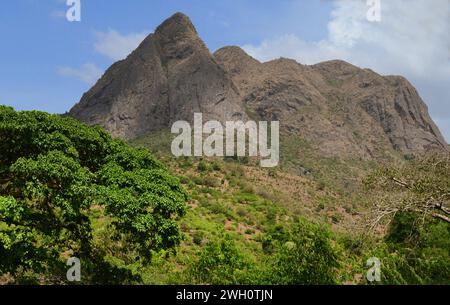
xmin=94 ymin=29 xmax=147 ymax=61
xmin=243 ymin=34 xmax=348 ymax=65
xmin=242 ymin=0 xmax=450 ymax=141
xmin=57 ymin=63 xmax=103 ymax=85
xmin=56 ymin=29 xmax=147 ymax=84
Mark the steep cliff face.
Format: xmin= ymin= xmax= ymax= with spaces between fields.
xmin=214 ymin=48 xmax=447 ymax=158
xmin=70 ymin=13 xmax=245 ymax=140
xmin=70 ymin=12 xmax=447 ymax=158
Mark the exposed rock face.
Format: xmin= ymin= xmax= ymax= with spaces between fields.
xmin=214 ymin=48 xmax=447 ymax=158
xmin=70 ymin=13 xmax=245 ymax=140
xmin=70 ymin=12 xmax=447 ymax=158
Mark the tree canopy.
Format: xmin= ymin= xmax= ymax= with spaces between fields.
xmin=0 ymin=106 xmax=187 ymax=283
xmin=365 ymin=153 xmax=450 ymax=227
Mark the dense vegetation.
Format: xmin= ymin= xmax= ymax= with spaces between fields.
xmin=363 ymin=154 xmax=450 ymax=284
xmin=132 ymin=130 xmax=449 ymax=285
xmin=0 ymin=106 xmax=187 ymax=283
xmin=0 ymin=106 xmax=448 ymax=284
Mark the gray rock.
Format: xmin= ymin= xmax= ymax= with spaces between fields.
xmin=70 ymin=12 xmax=447 ymax=159
xmin=70 ymin=13 xmax=245 ymax=140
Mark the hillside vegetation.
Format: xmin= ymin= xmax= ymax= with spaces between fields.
xmin=0 ymin=106 xmax=187 ymax=283
xmin=1 ymin=107 xmax=449 ymax=284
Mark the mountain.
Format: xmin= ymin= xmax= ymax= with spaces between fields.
xmin=70 ymin=12 xmax=447 ymax=158
xmin=70 ymin=13 xmax=245 ymax=140
xmin=214 ymin=47 xmax=447 ymax=158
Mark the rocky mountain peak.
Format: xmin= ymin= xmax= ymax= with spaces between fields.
xmin=214 ymin=46 xmax=260 ymax=64
xmin=69 ymin=12 xmax=246 ymax=140
xmin=155 ymin=12 xmax=197 ymax=37
xmin=214 ymin=46 xmax=261 ymax=77
xmin=70 ymin=12 xmax=447 ymax=158
xmin=154 ymin=12 xmax=208 ymax=64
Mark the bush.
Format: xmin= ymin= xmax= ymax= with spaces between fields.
xmin=197 ymin=161 xmax=209 ymax=172
xmin=211 ymin=162 xmax=222 ymax=171
xmin=381 ymin=212 xmax=450 ymax=284
xmin=188 ymin=235 xmax=254 ymax=284
xmin=266 ymin=219 xmax=340 ymax=284
xmin=203 ymin=176 xmax=221 ymax=188
xmin=192 ymin=231 xmax=204 ymax=246
xmin=362 ymin=152 xmax=450 ymax=284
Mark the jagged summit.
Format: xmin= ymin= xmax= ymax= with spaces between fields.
xmin=214 ymin=46 xmax=261 ymax=78
xmin=70 ymin=12 xmax=447 ymax=158
xmin=214 ymin=46 xmax=260 ymax=63
xmin=155 ymin=12 xmax=197 ymax=37
xmin=70 ymin=12 xmax=245 ymax=140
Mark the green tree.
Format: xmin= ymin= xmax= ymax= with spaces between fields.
xmin=0 ymin=106 xmax=187 ymax=283
xmin=363 ymin=154 xmax=450 ymax=284
xmin=382 ymin=212 xmax=450 ymax=284
xmin=189 ymin=234 xmax=254 ymax=284
xmin=267 ymin=219 xmax=340 ymax=285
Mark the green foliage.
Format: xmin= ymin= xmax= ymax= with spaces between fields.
xmin=211 ymin=162 xmax=222 ymax=171
xmin=363 ymin=244 xmax=423 ymax=285
xmin=189 ymin=234 xmax=254 ymax=284
xmin=264 ymin=219 xmax=340 ymax=284
xmin=378 ymin=212 xmax=450 ymax=284
xmin=197 ymin=161 xmax=209 ymax=172
xmin=385 ymin=212 xmax=421 ymax=245
xmin=2 ymin=106 xmax=447 ymax=285
xmin=0 ymin=107 xmax=187 ymax=283
xmin=363 ymin=153 xmax=450 ymax=284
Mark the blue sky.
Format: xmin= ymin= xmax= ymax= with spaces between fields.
xmin=1 ymin=0 xmax=449 ymax=141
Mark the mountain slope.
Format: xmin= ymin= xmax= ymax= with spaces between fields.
xmin=70 ymin=12 xmax=447 ymax=158
xmin=70 ymin=13 xmax=245 ymax=140
xmin=214 ymin=47 xmax=447 ymax=158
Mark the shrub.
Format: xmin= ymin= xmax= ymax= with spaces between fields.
xmin=380 ymin=212 xmax=450 ymax=284
xmin=197 ymin=161 xmax=209 ymax=172
xmin=188 ymin=235 xmax=254 ymax=284
xmin=211 ymin=162 xmax=222 ymax=171
xmin=203 ymin=176 xmax=221 ymax=188
xmin=192 ymin=231 xmax=204 ymax=246
xmin=266 ymin=219 xmax=340 ymax=284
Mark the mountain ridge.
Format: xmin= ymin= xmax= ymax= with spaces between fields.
xmin=69 ymin=12 xmax=447 ymax=159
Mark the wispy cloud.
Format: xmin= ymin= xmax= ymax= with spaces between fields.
xmin=94 ymin=29 xmax=147 ymax=61
xmin=57 ymin=63 xmax=103 ymax=85
xmin=56 ymin=29 xmax=148 ymax=84
xmin=242 ymin=0 xmax=450 ymax=141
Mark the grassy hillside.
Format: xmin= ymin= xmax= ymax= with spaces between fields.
xmin=1 ymin=108 xmax=448 ymax=284
xmin=131 ymin=129 xmax=449 ymax=284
